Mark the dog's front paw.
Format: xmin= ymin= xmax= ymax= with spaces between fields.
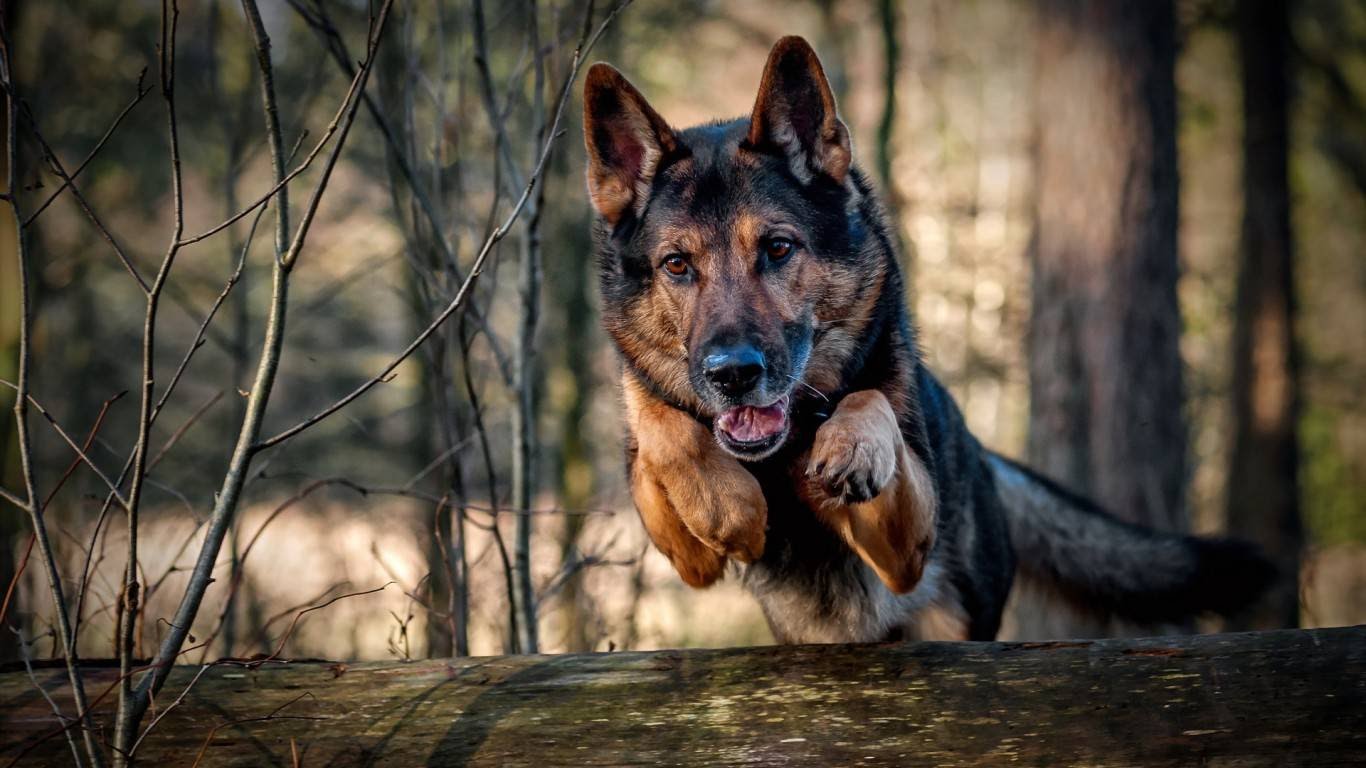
xmin=797 ymin=389 xmax=938 ymax=595
xmin=631 ymin=460 xmax=728 ymax=587
xmin=649 ymin=447 xmax=768 ymax=563
xmin=625 ymin=373 xmax=768 ymax=571
xmin=808 ymin=390 xmax=899 ymax=503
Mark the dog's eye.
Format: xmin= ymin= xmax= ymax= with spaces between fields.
xmin=764 ymin=237 xmax=795 ymax=263
xmin=662 ymin=255 xmax=690 ymax=277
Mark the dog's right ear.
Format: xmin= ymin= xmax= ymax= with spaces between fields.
xmin=583 ymin=63 xmax=677 ymax=225
xmin=745 ymin=36 xmax=851 ymax=185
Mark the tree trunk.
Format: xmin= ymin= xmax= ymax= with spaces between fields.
xmin=3 ymin=627 xmax=1360 ymax=765
xmin=874 ymin=0 xmax=898 ymax=197
xmin=0 ymin=104 xmax=19 ymax=664
xmin=1225 ymin=0 xmax=1301 ymax=631
xmin=1015 ymin=0 xmax=1185 ymax=639
xmin=550 ymin=174 xmax=597 ymax=652
xmin=510 ymin=0 xmax=547 ymax=656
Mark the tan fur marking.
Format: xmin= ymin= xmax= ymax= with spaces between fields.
xmin=798 ymin=390 xmax=937 ymax=594
xmin=731 ymin=212 xmax=765 ymax=258
xmin=651 ymin=223 xmax=709 ymax=261
xmin=910 ymin=603 xmax=970 ymax=641
xmin=623 ymin=373 xmax=768 ymax=580
xmin=804 ymin=261 xmax=887 ymax=393
xmin=630 ymin=460 xmax=725 ymax=588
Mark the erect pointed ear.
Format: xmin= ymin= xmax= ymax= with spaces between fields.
xmin=744 ymin=36 xmax=852 ymax=184
xmin=583 ymin=63 xmax=678 ymax=225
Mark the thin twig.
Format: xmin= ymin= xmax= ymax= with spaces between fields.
xmin=11 ymin=628 xmax=84 ymax=768
xmin=174 ymin=9 xmax=386 ymax=248
xmin=0 ymin=641 xmax=213 ymax=768
xmin=194 ymin=477 xmax=365 ymax=657
xmin=255 ymin=0 xmax=633 ymax=452
xmin=22 ymin=110 xmax=151 ymax=293
xmin=147 ymin=390 xmax=224 ymax=470
xmin=114 ymin=3 xmax=188 ymax=751
xmin=254 ymin=583 xmax=394 ymax=667
xmin=0 ymin=484 xmax=29 ymax=511
xmin=0 ymin=391 xmax=125 ymax=632
xmin=473 ymin=0 xmax=529 ymax=192
xmin=240 ymin=0 xmax=290 ymax=263
xmin=127 ymin=664 xmax=210 ymax=758
xmin=71 ymin=189 xmax=270 ymax=655
xmin=187 ymin=694 xmax=320 ymax=768
xmin=22 ymin=69 xmax=152 ymax=227
xmin=0 ymin=20 xmax=106 ymax=766
xmin=509 ymin=0 xmax=551 ymax=655
xmin=285 ymin=0 xmax=515 ymax=385
xmin=536 ymin=554 xmax=634 ymax=614
xmin=153 ymin=199 xmax=269 ymax=420
xmin=459 ymin=319 xmax=519 ymax=649
xmin=0 ymin=383 xmax=133 ymax=511
xmin=402 ymin=434 xmax=477 ymax=491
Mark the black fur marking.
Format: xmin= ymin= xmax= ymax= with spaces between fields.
xmin=989 ymin=452 xmax=1278 ymax=623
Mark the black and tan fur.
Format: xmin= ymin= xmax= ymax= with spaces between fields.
xmin=585 ymin=37 xmax=1272 ymax=643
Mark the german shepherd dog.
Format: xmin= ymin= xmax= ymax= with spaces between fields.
xmin=583 ymin=37 xmax=1273 ymax=643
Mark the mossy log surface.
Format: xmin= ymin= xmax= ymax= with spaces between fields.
xmin=1 ymin=626 xmax=1361 ymax=766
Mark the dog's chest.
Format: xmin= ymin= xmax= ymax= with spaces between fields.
xmin=738 ymin=487 xmax=946 ymax=644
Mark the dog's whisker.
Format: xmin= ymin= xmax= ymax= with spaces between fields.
xmin=788 ymin=375 xmax=829 ymax=402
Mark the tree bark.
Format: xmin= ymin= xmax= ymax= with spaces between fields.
xmin=1016 ymin=0 xmax=1186 ymax=639
xmin=2 ymin=626 xmax=1361 ymax=766
xmin=1225 ymin=0 xmax=1301 ymax=631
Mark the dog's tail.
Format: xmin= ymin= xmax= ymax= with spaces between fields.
xmin=986 ymin=452 xmax=1275 ymax=624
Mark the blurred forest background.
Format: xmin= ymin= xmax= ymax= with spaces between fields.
xmin=1 ymin=0 xmax=1362 ymax=665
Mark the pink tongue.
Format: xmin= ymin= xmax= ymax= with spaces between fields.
xmin=716 ymin=403 xmax=787 ymax=443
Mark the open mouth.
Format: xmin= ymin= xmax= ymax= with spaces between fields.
xmin=713 ymin=395 xmax=791 ymax=459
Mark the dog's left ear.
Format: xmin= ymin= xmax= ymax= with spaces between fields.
xmin=745 ymin=36 xmax=852 ymax=184
xmin=583 ymin=63 xmax=678 ymax=225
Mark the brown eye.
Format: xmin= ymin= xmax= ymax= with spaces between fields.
xmin=662 ymin=255 xmax=689 ymax=276
xmin=764 ymin=237 xmax=794 ymax=263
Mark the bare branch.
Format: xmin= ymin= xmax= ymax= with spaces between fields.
xmin=459 ymin=320 xmax=518 ymax=648
xmin=22 ymin=69 xmax=152 ymax=226
xmin=0 ymin=19 xmax=106 ymax=766
xmin=22 ymin=113 xmax=151 ymax=293
xmin=255 ymin=0 xmax=634 ymax=452
xmin=254 ymin=583 xmax=394 ymax=666
xmin=284 ymin=0 xmax=516 ymax=386
xmin=240 ymin=0 xmax=290 ymax=263
xmin=147 ymin=390 xmax=224 ymax=471
xmin=129 ymin=0 xmax=397 ymax=730
xmin=1 ymin=391 xmax=125 ymax=634
xmin=11 ymin=628 xmax=84 ymax=768
xmin=510 ymin=0 xmax=552 ymax=655
xmin=153 ymin=200 xmax=268 ymax=421
xmin=0 ymin=383 xmax=134 ymax=511
xmin=536 ymin=554 xmax=635 ymax=615
xmin=175 ymin=12 xmax=388 ymax=248
xmin=473 ymin=0 xmax=529 ymax=191
xmin=128 ymin=664 xmax=211 ymax=758
xmin=114 ymin=2 xmax=190 ymax=750
xmin=0 ymin=485 xmax=27 ymax=511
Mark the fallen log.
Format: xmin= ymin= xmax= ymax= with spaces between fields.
xmin=1 ymin=626 xmax=1361 ymax=766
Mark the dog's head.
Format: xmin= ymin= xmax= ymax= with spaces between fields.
xmin=586 ymin=37 xmax=890 ymax=461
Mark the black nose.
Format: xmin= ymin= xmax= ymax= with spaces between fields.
xmin=703 ymin=345 xmax=765 ymax=396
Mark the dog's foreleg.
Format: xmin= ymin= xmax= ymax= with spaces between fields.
xmin=800 ymin=390 xmax=937 ymax=594
xmin=629 ymin=457 xmax=727 ymax=587
xmin=623 ymin=373 xmax=768 ymax=587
